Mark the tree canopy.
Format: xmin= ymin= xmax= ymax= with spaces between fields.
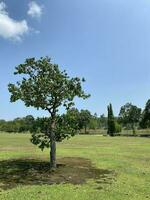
xmin=79 ymin=110 xmax=91 ymax=133
xmin=119 ymin=103 xmax=141 ymax=134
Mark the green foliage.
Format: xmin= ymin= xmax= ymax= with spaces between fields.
xmin=114 ymin=122 xmax=122 ymax=133
xmin=8 ymin=56 xmax=89 ymax=162
xmin=119 ymin=103 xmax=141 ymax=134
xmin=79 ymin=110 xmax=91 ymax=133
xmin=107 ymin=104 xmax=116 ymax=136
xmin=89 ymin=118 xmax=97 ymax=130
xmin=97 ymin=114 xmax=107 ymax=129
xmin=0 ymin=116 xmax=35 ymax=133
xmin=140 ymin=99 xmax=150 ymax=128
xmin=66 ymin=108 xmax=80 ymax=130
xmin=8 ymin=57 xmax=89 ymax=112
xmin=31 ymin=111 xmax=80 ymax=151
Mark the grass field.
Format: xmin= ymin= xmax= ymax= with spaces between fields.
xmin=0 ymin=133 xmax=150 ymax=200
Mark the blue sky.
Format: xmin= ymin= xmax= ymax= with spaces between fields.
xmin=0 ymin=0 xmax=150 ymax=120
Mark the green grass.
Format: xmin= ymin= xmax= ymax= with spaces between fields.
xmin=0 ymin=133 xmax=150 ymax=200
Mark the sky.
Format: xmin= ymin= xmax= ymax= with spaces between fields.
xmin=0 ymin=0 xmax=150 ymax=120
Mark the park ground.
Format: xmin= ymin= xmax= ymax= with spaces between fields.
xmin=0 ymin=133 xmax=150 ymax=200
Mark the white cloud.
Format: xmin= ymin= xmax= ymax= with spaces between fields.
xmin=0 ymin=2 xmax=29 ymax=41
xmin=27 ymin=1 xmax=43 ymax=19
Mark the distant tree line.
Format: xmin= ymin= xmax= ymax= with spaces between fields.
xmin=0 ymin=110 xmax=107 ymax=134
xmin=0 ymin=115 xmax=35 ymax=133
xmin=1 ymin=99 xmax=150 ymax=135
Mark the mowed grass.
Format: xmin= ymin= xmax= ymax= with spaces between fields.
xmin=0 ymin=133 xmax=150 ymax=200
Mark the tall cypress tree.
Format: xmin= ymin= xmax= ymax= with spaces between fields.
xmin=107 ymin=103 xmax=116 ymax=136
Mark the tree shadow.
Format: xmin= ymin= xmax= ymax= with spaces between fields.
xmin=0 ymin=157 xmax=116 ymax=190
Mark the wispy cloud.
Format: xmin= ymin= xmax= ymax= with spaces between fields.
xmin=0 ymin=2 xmax=29 ymax=41
xmin=27 ymin=1 xmax=43 ymax=19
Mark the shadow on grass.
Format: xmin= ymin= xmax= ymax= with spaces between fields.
xmin=0 ymin=157 xmax=116 ymax=190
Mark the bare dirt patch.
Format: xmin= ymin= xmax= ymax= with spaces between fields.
xmin=0 ymin=157 xmax=116 ymax=190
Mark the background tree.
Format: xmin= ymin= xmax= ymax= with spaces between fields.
xmin=107 ymin=103 xmax=116 ymax=136
xmin=140 ymin=99 xmax=150 ymax=129
xmin=98 ymin=114 xmax=107 ymax=129
xmin=0 ymin=120 xmax=6 ymax=132
xmin=8 ymin=57 xmax=89 ymax=168
xmin=114 ymin=121 xmax=122 ymax=133
xmin=13 ymin=118 xmax=26 ymax=132
xmin=119 ymin=103 xmax=141 ymax=134
xmin=79 ymin=110 xmax=91 ymax=133
xmin=23 ymin=115 xmax=35 ymax=132
xmin=65 ymin=108 xmax=80 ymax=130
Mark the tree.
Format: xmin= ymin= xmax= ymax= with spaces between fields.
xmin=0 ymin=120 xmax=6 ymax=132
xmin=24 ymin=115 xmax=35 ymax=132
xmin=98 ymin=114 xmax=107 ymax=129
xmin=119 ymin=103 xmax=141 ymax=134
xmin=65 ymin=108 xmax=80 ymax=130
xmin=88 ymin=113 xmax=98 ymax=130
xmin=79 ymin=110 xmax=91 ymax=133
xmin=114 ymin=121 xmax=122 ymax=133
xmin=140 ymin=99 xmax=150 ymax=128
xmin=107 ymin=103 xmax=116 ymax=136
xmin=13 ymin=118 xmax=26 ymax=132
xmin=8 ymin=57 xmax=89 ymax=168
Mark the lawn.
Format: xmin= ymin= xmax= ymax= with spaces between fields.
xmin=0 ymin=133 xmax=150 ymax=200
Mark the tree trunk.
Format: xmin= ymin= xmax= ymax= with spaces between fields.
xmin=50 ymin=138 xmax=56 ymax=168
xmin=50 ymin=118 xmax=56 ymax=169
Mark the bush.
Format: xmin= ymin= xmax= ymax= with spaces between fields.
xmin=115 ymin=122 xmax=122 ymax=133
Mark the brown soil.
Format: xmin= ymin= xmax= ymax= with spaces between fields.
xmin=0 ymin=157 xmax=116 ymax=190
